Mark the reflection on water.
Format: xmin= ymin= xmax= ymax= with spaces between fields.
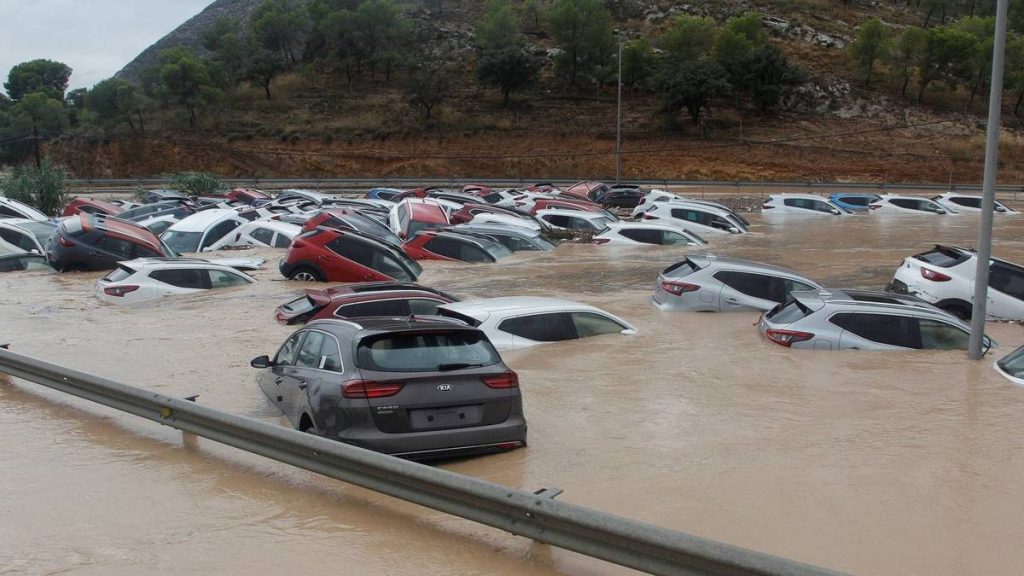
xmin=2 ymin=212 xmax=1024 ymax=575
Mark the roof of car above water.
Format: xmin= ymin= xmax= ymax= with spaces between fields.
xmin=305 ymin=315 xmax=471 ymax=336
xmin=438 ymin=296 xmax=610 ymax=320
xmin=789 ymin=288 xmax=968 ymax=324
xmin=683 ymin=254 xmax=818 ymax=280
xmin=166 ymin=208 xmax=241 ymax=232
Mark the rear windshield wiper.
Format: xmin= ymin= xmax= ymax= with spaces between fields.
xmin=437 ymin=362 xmax=487 ymax=371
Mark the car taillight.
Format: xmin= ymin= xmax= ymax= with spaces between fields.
xmin=593 ymin=238 xmax=611 ymax=244
xmin=660 ymin=280 xmax=699 ymax=295
xmin=638 ymin=198 xmax=646 ymax=205
xmin=103 ymin=285 xmax=139 ymax=297
xmin=58 ymin=236 xmax=74 ymax=247
xmin=341 ymin=379 xmax=404 ymax=398
xmin=765 ymin=329 xmax=814 ymax=347
xmin=920 ymin=268 xmax=951 ymax=281
xmin=642 ymin=214 xmax=659 ymax=220
xmin=481 ymin=371 xmax=519 ymax=389
xmin=762 ymin=203 xmax=774 ymax=209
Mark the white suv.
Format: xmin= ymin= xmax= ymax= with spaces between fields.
xmin=762 ymin=194 xmax=851 ymax=215
xmin=869 ymin=195 xmax=956 ymax=215
xmin=932 ymin=193 xmax=1016 ymax=214
xmin=96 ymin=258 xmax=257 ymax=304
xmin=890 ymin=244 xmax=1024 ymax=320
xmin=639 ymin=200 xmax=749 ymax=235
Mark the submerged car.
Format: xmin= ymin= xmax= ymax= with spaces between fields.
xmin=444 ymin=224 xmax=555 ymax=252
xmin=402 ymin=230 xmax=513 ymax=262
xmin=593 ymin=222 xmax=705 ymax=246
xmin=280 ymin=228 xmax=422 ymax=282
xmin=0 ymin=219 xmax=57 ymax=255
xmin=639 ymin=201 xmax=750 ymax=235
xmin=535 ymin=209 xmax=614 ymax=233
xmin=388 ymin=199 xmax=450 ymax=240
xmin=48 ymin=213 xmax=176 ymax=272
xmin=758 ymin=289 xmax=992 ymax=351
xmin=61 ymin=198 xmax=124 ymax=217
xmin=275 ymin=281 xmax=459 ymax=325
xmin=762 ymin=194 xmax=852 ymax=215
xmin=160 ymin=208 xmax=248 ymax=253
xmin=302 ymin=207 xmax=401 ymax=246
xmin=96 ymin=257 xmax=257 ymax=304
xmin=0 ymin=196 xmax=48 ymax=221
xmin=890 ymin=244 xmax=1024 ymax=320
xmin=0 ymin=252 xmax=51 ymax=272
xmin=653 ymin=255 xmax=821 ymax=312
xmin=251 ymin=317 xmax=527 ymax=459
xmin=220 ymin=220 xmax=301 ymax=249
xmin=869 ymin=195 xmax=956 ymax=215
xmin=436 ymin=297 xmax=637 ymax=351
xmin=994 ymin=345 xmax=1024 ymax=386
xmin=829 ymin=193 xmax=882 ymax=212
xmin=932 ymin=192 xmax=1016 ymax=214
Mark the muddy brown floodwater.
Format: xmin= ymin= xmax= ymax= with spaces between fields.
xmin=3 ymin=212 xmax=1024 ymax=575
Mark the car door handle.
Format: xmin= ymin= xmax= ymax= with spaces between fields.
xmin=725 ymin=298 xmax=740 ymax=305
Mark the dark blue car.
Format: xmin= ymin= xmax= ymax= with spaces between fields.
xmin=829 ymin=193 xmax=882 ymax=211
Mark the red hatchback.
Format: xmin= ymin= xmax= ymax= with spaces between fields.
xmin=391 ymin=200 xmax=450 ymax=240
xmin=402 ymin=230 xmax=513 ymax=262
xmin=62 ymin=198 xmax=124 ymax=217
xmin=279 ymin=228 xmax=422 ymax=282
xmin=529 ymin=198 xmax=603 ymax=215
xmin=449 ymin=203 xmax=529 ymax=225
xmin=274 ymin=281 xmax=459 ymax=325
xmin=227 ymin=188 xmax=271 ymax=205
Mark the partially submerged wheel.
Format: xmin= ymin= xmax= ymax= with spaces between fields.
xmin=289 ymin=268 xmax=321 ymax=282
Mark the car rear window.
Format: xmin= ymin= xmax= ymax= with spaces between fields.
xmin=436 ymin=308 xmax=482 ymax=327
xmin=282 ymin=295 xmax=317 ymax=314
xmin=766 ymin=299 xmax=812 ymax=323
xmin=915 ymin=246 xmax=970 ymax=268
xmin=101 ymin=265 xmax=135 ymax=283
xmin=356 ymin=330 xmax=500 ymax=372
xmin=663 ymin=258 xmax=698 ymax=276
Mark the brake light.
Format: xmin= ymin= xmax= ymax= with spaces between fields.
xmin=642 ymin=214 xmax=659 ymax=220
xmin=58 ymin=236 xmax=74 ymax=247
xmin=920 ymin=268 xmax=951 ymax=282
xmin=593 ymin=238 xmax=611 ymax=245
xmin=341 ymin=379 xmax=404 ymax=398
xmin=660 ymin=280 xmax=699 ymax=295
xmin=497 ymin=441 xmax=523 ymax=450
xmin=103 ymin=285 xmax=139 ymax=297
xmin=765 ymin=329 xmax=814 ymax=347
xmin=762 ymin=203 xmax=774 ymax=209
xmin=481 ymin=371 xmax=519 ymax=389
xmin=638 ymin=198 xmax=646 ymax=205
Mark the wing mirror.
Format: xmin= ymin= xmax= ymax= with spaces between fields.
xmin=728 ymin=227 xmax=740 ymax=234
xmin=250 ymin=355 xmax=273 ymax=369
xmin=936 ymin=209 xmax=947 ymax=215
xmin=621 ymin=329 xmax=638 ymax=336
xmin=983 ymin=336 xmax=995 ymax=356
xmin=831 ymin=208 xmax=841 ymax=215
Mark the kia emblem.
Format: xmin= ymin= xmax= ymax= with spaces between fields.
xmin=437 ymin=384 xmax=453 ymax=392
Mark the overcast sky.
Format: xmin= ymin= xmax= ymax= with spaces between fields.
xmin=0 ymin=0 xmax=213 ymax=95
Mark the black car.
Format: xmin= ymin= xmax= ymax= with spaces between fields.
xmin=444 ymin=224 xmax=555 ymax=251
xmin=142 ymin=189 xmax=189 ymax=204
xmin=251 ymin=316 xmax=527 ymax=459
xmin=596 ymin=185 xmax=645 ymax=209
xmin=47 ymin=213 xmax=177 ymax=272
xmin=0 ymin=252 xmax=52 ymax=272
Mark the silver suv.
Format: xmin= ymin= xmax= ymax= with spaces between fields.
xmin=758 ymin=289 xmax=993 ymax=351
xmin=653 ymin=255 xmax=821 ymax=312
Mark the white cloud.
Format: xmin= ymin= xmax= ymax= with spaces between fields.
xmin=0 ymin=0 xmax=213 ymax=95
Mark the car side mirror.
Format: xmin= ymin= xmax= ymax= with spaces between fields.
xmin=983 ymin=336 xmax=995 ymax=355
xmin=30 ymin=248 xmax=40 ymax=254
xmin=936 ymin=209 xmax=947 ymax=215
xmin=831 ymin=209 xmax=841 ymax=215
xmin=728 ymin=227 xmax=740 ymax=234
xmin=251 ymin=355 xmax=273 ymax=369
xmin=201 ymin=246 xmax=214 ymax=252
xmin=620 ymin=329 xmax=638 ymax=336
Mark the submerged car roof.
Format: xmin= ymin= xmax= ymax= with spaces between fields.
xmin=684 ymin=254 xmax=818 ymax=280
xmin=790 ymin=288 xmax=966 ymax=322
xmin=447 ymin=223 xmax=542 ymax=238
xmin=166 ymin=208 xmax=241 ymax=232
xmin=305 ymin=315 xmax=470 ymax=336
xmin=438 ymin=296 xmax=615 ymax=322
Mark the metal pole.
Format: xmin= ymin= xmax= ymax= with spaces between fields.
xmin=615 ymin=39 xmax=623 ymax=184
xmin=969 ymin=0 xmax=1010 ymax=359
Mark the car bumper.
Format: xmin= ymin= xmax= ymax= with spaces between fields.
xmin=334 ymin=416 xmax=527 ymax=460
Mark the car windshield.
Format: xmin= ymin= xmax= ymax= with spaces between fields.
xmin=161 ymin=230 xmax=201 ymax=254
xmin=282 ymin=295 xmax=317 ymax=314
xmin=356 ymin=330 xmax=500 ymax=372
xmin=18 ymin=221 xmax=57 ymax=241
xmin=531 ymin=235 xmax=556 ymax=250
xmin=766 ymin=299 xmax=812 ymax=324
xmin=998 ymin=347 xmax=1024 ymax=378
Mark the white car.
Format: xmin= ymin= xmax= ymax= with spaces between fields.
xmin=160 ymin=208 xmax=248 ymax=253
xmin=593 ymin=222 xmax=706 ymax=246
xmin=467 ymin=210 xmax=542 ymax=232
xmin=511 ymin=191 xmax=559 ymax=212
xmin=869 ymin=195 xmax=957 ymax=215
xmin=994 ymin=345 xmax=1024 ymax=386
xmin=218 ymin=220 xmax=301 ymax=249
xmin=477 ymin=188 xmax=522 ymax=208
xmin=0 ymin=197 xmax=48 ymax=221
xmin=639 ymin=200 xmax=749 ymax=235
xmin=137 ymin=213 xmax=181 ymax=236
xmin=96 ymin=258 xmax=257 ymax=304
xmin=0 ymin=218 xmax=57 ymax=254
xmin=535 ymin=208 xmax=614 ymax=232
xmin=890 ymin=244 xmax=1024 ymax=320
xmin=761 ymin=194 xmax=852 ymax=215
xmin=436 ymin=297 xmax=637 ymax=351
xmin=932 ymin=192 xmax=1016 ymax=214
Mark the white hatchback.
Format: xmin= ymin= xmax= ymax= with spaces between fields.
xmin=762 ymin=194 xmax=851 ymax=215
xmin=217 ymin=220 xmax=302 ymax=249
xmin=593 ymin=222 xmax=705 ymax=246
xmin=96 ymin=258 xmax=258 ymax=304
xmin=932 ymin=192 xmax=1016 ymax=214
xmin=869 ymin=195 xmax=957 ymax=215
xmin=160 ymin=208 xmax=249 ymax=253
xmin=639 ymin=200 xmax=749 ymax=235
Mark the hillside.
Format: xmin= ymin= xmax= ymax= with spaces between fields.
xmin=51 ymin=0 xmax=1024 ymax=184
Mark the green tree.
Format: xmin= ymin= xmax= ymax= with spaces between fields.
xmin=352 ymin=0 xmax=410 ymax=81
xmin=714 ymin=12 xmax=768 ymax=65
xmin=1 ymin=159 xmax=69 ymax=216
xmin=320 ymin=8 xmax=363 ymax=83
xmin=407 ymin=61 xmax=451 ymax=121
xmin=1007 ymin=36 xmax=1024 ymax=114
xmin=87 ymin=78 xmax=147 ymax=133
xmin=850 ymin=18 xmax=890 ymax=88
xmin=547 ymin=0 xmax=615 ymax=84
xmin=955 ymin=16 xmax=994 ymax=105
xmin=11 ymin=92 xmax=66 ymax=166
xmin=169 ymin=171 xmax=224 ymax=197
xmin=202 ymin=17 xmax=251 ymax=81
xmin=251 ymin=0 xmax=310 ymax=63
xmin=914 ymin=25 xmax=976 ymax=103
xmin=477 ymin=0 xmax=522 ymax=52
xmin=658 ymin=58 xmax=730 ymax=125
xmin=621 ymin=37 xmax=655 ymax=91
xmin=477 ymin=48 xmax=539 ymax=106
xmin=520 ymin=0 xmax=546 ymax=32
xmin=153 ymin=47 xmax=219 ymax=127
xmin=661 ymin=15 xmax=717 ymax=64
xmin=4 ymin=59 xmax=72 ymax=101
xmin=889 ymin=27 xmax=927 ymax=97
xmin=731 ymin=44 xmax=805 ymax=112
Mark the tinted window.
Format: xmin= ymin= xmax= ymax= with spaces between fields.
xmin=766 ymin=299 xmax=812 ymax=323
xmin=423 ymin=236 xmax=461 ymax=259
xmin=335 ymin=299 xmax=410 ymax=318
xmin=950 ymin=197 xmax=982 ymax=208
xmin=96 ymin=235 xmax=135 ymax=259
xmin=988 ymin=262 xmax=1024 ymax=300
xmin=839 ymin=196 xmax=869 ymax=206
xmin=714 ymin=271 xmax=780 ymax=302
xmin=0 ymin=205 xmax=23 ymax=218
xmin=209 ymin=269 xmax=249 ymax=288
xmin=571 ymin=312 xmax=626 ymax=337
xmin=919 ymin=319 xmax=970 ymax=350
xmin=566 ymin=217 xmax=596 ymax=231
xmin=663 ymin=258 xmax=698 ymax=277
xmin=783 ymin=198 xmax=832 ymax=212
xmin=151 ymin=268 xmax=207 ymax=289
xmin=498 ymin=313 xmax=576 ymax=342
xmin=162 ymin=231 xmax=203 ymax=254
xmin=0 ymin=229 xmax=36 ymax=251
xmin=543 ymin=215 xmax=571 ymax=228
xmin=319 ymin=335 xmax=343 ymax=372
xmin=619 ymin=228 xmax=662 ymax=244
xmin=409 ymin=298 xmax=443 ymax=315
xmin=830 ymin=313 xmax=919 ymax=348
xmin=356 ymin=331 xmax=500 ymax=372
xmin=275 ymin=332 xmax=304 ymax=366
xmin=916 ymin=247 xmax=970 ymax=268
xmin=295 ymin=331 xmax=325 ymax=368
xmin=273 ymin=233 xmax=292 ymax=248
xmin=135 ymin=245 xmax=162 ymax=258
xmin=202 ymin=219 xmax=241 ymax=249
xmin=662 ymin=231 xmax=694 ymax=245
xmin=327 ymin=235 xmax=374 ymax=266
xmin=102 ymin=266 xmax=134 ymax=283
xmin=890 ymin=198 xmax=919 ymax=210
xmin=250 ymin=227 xmax=274 ymax=245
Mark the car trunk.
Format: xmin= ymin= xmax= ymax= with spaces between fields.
xmin=353 ymin=330 xmax=514 ymax=434
xmin=277 ymin=290 xmax=332 ymax=324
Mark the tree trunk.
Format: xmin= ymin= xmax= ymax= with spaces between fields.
xmin=503 ymin=86 xmax=510 ymax=107
xmin=901 ymin=72 xmax=911 ymax=96
xmin=32 ymin=121 xmax=41 ymax=168
xmin=917 ymin=78 xmax=931 ymax=103
xmin=186 ymin=102 xmax=197 ymax=128
xmin=137 ymin=111 xmax=146 ymax=137
xmin=125 ymin=113 xmax=136 ymax=132
xmin=264 ymin=79 xmax=272 ymax=100
xmin=924 ymin=7 xmax=934 ymax=26
xmin=1015 ymin=90 xmax=1024 ymax=115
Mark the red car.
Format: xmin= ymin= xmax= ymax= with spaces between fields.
xmin=274 ymin=281 xmax=459 ymax=325
xmin=529 ymin=198 xmax=603 ymax=215
xmin=461 ymin=184 xmax=493 ymax=196
xmin=300 ymin=207 xmax=402 ymax=245
xmin=565 ymin=181 xmax=609 ymax=201
xmin=402 ymin=230 xmax=513 ymax=262
xmin=279 ymin=228 xmax=422 ymax=282
xmin=61 ymin=198 xmax=124 ymax=217
xmin=227 ymin=188 xmax=271 ymax=206
xmin=449 ymin=203 xmax=530 ymax=225
xmin=391 ymin=200 xmax=450 ymax=240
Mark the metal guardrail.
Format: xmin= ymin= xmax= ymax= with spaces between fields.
xmin=0 ymin=347 xmax=844 ymax=576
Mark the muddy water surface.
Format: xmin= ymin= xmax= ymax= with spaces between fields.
xmin=3 ymin=213 xmax=1024 ymax=575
